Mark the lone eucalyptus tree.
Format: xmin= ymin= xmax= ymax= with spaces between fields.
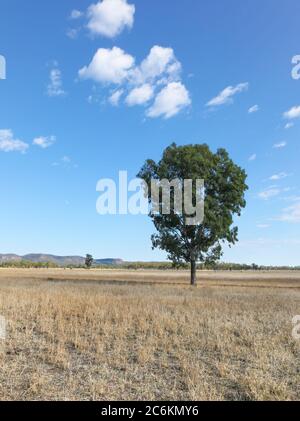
xmin=138 ymin=143 xmax=248 ymax=285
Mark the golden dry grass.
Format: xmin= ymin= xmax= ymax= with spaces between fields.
xmin=0 ymin=269 xmax=300 ymax=401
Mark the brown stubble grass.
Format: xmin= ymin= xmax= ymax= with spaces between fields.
xmin=0 ymin=269 xmax=300 ymax=401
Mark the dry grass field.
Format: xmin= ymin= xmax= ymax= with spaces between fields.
xmin=0 ymin=268 xmax=300 ymax=401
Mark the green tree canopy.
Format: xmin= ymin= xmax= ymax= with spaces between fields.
xmin=138 ymin=143 xmax=248 ymax=285
xmin=85 ymin=254 xmax=94 ymax=269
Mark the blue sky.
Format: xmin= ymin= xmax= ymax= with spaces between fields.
xmin=0 ymin=0 xmax=300 ymax=265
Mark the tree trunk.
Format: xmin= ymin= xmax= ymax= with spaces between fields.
xmin=191 ymin=259 xmax=197 ymax=286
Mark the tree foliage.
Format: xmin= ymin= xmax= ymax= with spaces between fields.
xmin=85 ymin=254 xmax=94 ymax=269
xmin=138 ymin=143 xmax=248 ymax=284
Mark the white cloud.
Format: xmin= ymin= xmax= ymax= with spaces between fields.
xmin=285 ymin=122 xmax=294 ymax=129
xmin=257 ymin=224 xmax=270 ymax=229
xmin=108 ymin=89 xmax=124 ymax=106
xmin=66 ymin=28 xmax=80 ymax=39
xmin=273 ymin=141 xmax=287 ymax=149
xmin=130 ymin=46 xmax=181 ymax=85
xmin=79 ymin=46 xmax=182 ymax=88
xmin=248 ymin=154 xmax=256 ymax=161
xmin=278 ymin=202 xmax=300 ymax=223
xmin=126 ymin=84 xmax=154 ymax=106
xmin=238 ymin=237 xmax=300 ymax=247
xmin=62 ymin=156 xmax=71 ymax=163
xmin=47 ymin=67 xmax=66 ymax=97
xmin=33 ymin=136 xmax=56 ymax=149
xmin=52 ymin=156 xmax=78 ymax=169
xmin=258 ymin=187 xmax=281 ymax=200
xmin=79 ymin=45 xmax=190 ymax=119
xmin=206 ymin=82 xmax=248 ymax=107
xmin=79 ymin=47 xmax=134 ymax=84
xmin=269 ymin=172 xmax=288 ymax=181
xmin=70 ymin=10 xmax=83 ymax=19
xmin=282 ymin=195 xmax=300 ymax=202
xmin=87 ymin=0 xmax=135 ymax=38
xmin=0 ymin=129 xmax=29 ymax=153
xmin=146 ymin=82 xmax=191 ymax=119
xmin=248 ymin=104 xmax=259 ymax=114
xmin=283 ymin=105 xmax=300 ymax=120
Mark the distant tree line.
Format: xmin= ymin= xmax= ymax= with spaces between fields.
xmin=0 ymin=260 xmax=59 ymax=269
xmin=119 ymin=262 xmax=300 ymax=271
xmin=197 ymin=262 xmax=300 ymax=271
xmin=0 ymin=260 xmax=299 ymax=271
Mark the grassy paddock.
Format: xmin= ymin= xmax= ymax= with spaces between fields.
xmin=0 ymin=269 xmax=300 ymax=400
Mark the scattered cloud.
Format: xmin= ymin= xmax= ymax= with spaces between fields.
xmin=66 ymin=28 xmax=80 ymax=39
xmin=67 ymin=10 xmax=83 ymax=38
xmin=79 ymin=47 xmax=135 ymax=84
xmin=70 ymin=10 xmax=83 ymax=20
xmin=258 ymin=187 xmax=281 ymax=200
xmin=206 ymin=82 xmax=248 ymax=107
xmin=130 ymin=45 xmax=181 ymax=86
xmin=87 ymin=88 xmax=102 ymax=104
xmin=282 ymin=195 xmax=300 ymax=202
xmin=269 ymin=172 xmax=289 ymax=181
xmin=248 ymin=104 xmax=259 ymax=114
xmin=47 ymin=65 xmax=66 ymax=97
xmin=62 ymin=156 xmax=71 ymax=163
xmin=278 ymin=202 xmax=300 ymax=223
xmin=283 ymin=105 xmax=300 ymax=120
xmin=52 ymin=156 xmax=77 ymax=169
xmin=33 ymin=136 xmax=56 ymax=149
xmin=273 ymin=141 xmax=287 ymax=149
xmin=0 ymin=129 xmax=29 ymax=153
xmin=79 ymin=45 xmax=190 ymax=118
xmin=285 ymin=122 xmax=294 ymax=129
xmin=146 ymin=82 xmax=191 ymax=119
xmin=86 ymin=0 xmax=135 ymax=38
xmin=87 ymin=95 xmax=94 ymax=104
xmin=248 ymin=153 xmax=257 ymax=161
xmin=238 ymin=238 xmax=300 ymax=247
xmin=259 ymin=185 xmax=292 ymax=200
xmin=257 ymin=224 xmax=270 ymax=229
xmin=125 ymin=84 xmax=154 ymax=106
xmin=108 ymin=89 xmax=124 ymax=106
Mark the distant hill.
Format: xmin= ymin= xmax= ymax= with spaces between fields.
xmin=0 ymin=254 xmax=22 ymax=262
xmin=0 ymin=254 xmax=123 ymax=267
